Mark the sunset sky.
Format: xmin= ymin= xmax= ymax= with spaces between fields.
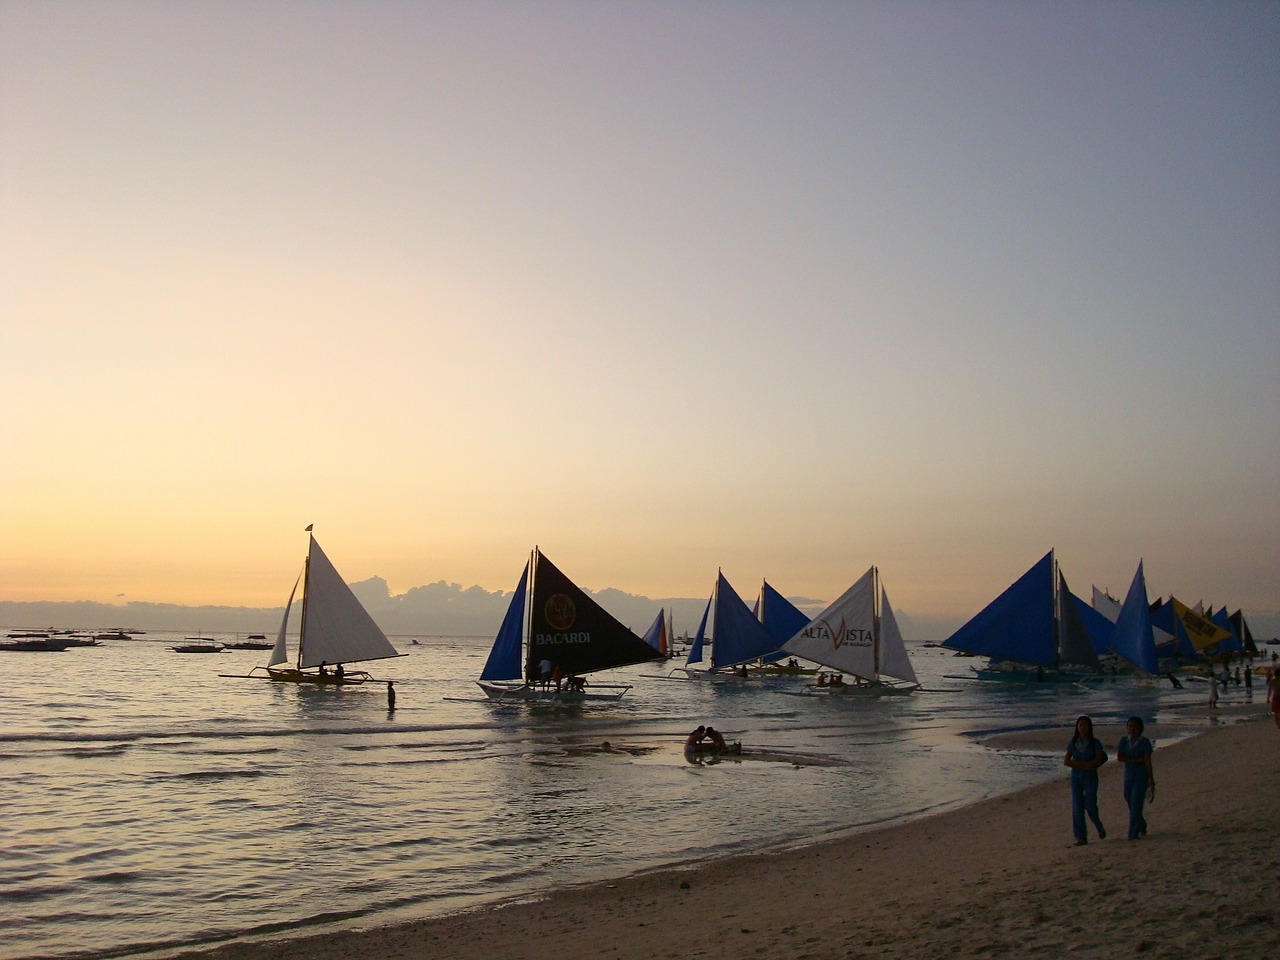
xmin=3 ymin=2 xmax=1277 ymax=624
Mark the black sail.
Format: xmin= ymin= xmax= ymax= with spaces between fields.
xmin=525 ymin=550 xmax=663 ymax=678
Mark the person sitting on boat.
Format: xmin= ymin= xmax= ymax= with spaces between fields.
xmin=736 ymin=664 xmax=749 ymax=678
xmin=565 ymin=674 xmax=587 ymax=693
xmin=685 ymin=725 xmax=708 ymax=749
xmin=335 ymin=663 xmax=345 ymax=680
xmin=829 ymin=673 xmax=844 ymax=687
xmin=318 ymin=661 xmax=329 ymax=676
xmin=816 ymin=672 xmax=828 ymax=686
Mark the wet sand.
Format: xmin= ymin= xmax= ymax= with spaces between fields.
xmin=169 ymin=705 xmax=1279 ymax=960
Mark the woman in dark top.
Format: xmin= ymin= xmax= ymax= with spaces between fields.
xmin=1064 ymin=715 xmax=1107 ymax=845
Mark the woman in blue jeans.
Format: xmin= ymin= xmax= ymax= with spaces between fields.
xmin=1064 ymin=715 xmax=1107 ymax=845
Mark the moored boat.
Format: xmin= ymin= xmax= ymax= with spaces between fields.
xmin=783 ymin=566 xmax=920 ymax=696
xmin=222 ymin=527 xmax=402 ymax=686
xmin=170 ymin=641 xmax=223 ymax=653
xmin=477 ymin=548 xmax=662 ymax=702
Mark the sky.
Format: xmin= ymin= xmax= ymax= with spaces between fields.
xmin=2 ymin=1 xmax=1277 ymax=626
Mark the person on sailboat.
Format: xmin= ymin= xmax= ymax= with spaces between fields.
xmin=319 ymin=662 xmax=329 ymax=677
xmin=1064 ymin=715 xmax=1108 ymax=846
xmin=335 ymin=663 xmax=345 ymax=680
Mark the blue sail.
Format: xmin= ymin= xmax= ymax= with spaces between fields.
xmin=1111 ymin=561 xmax=1159 ymax=675
xmin=710 ymin=572 xmax=781 ymax=669
xmin=1150 ymin=600 xmax=1196 ymax=657
xmin=685 ymin=596 xmax=711 ymax=666
xmin=1071 ymin=592 xmax=1116 ymax=657
xmin=479 ymin=561 xmax=529 ymax=682
xmin=942 ymin=551 xmax=1056 ymax=666
xmin=1210 ymin=607 xmax=1243 ymax=652
xmin=642 ymin=609 xmax=666 ymax=655
xmin=759 ymin=581 xmax=811 ymax=655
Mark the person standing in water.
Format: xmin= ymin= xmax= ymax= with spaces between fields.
xmin=1116 ymin=716 xmax=1155 ymax=839
xmin=1064 ymin=715 xmax=1108 ymax=846
xmin=386 ymin=681 xmax=396 ymax=711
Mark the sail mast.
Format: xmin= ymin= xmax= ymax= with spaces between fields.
xmin=872 ymin=566 xmax=881 ymax=680
xmin=296 ymin=534 xmax=313 ymax=670
xmin=525 ymin=547 xmax=537 ymax=681
xmin=1051 ymin=548 xmax=1061 ymax=668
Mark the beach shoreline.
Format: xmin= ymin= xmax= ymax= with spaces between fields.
xmin=162 ymin=704 xmax=1279 ymax=960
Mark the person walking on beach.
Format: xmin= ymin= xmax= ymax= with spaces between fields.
xmin=1064 ymin=715 xmax=1107 ymax=845
xmin=1267 ymin=669 xmax=1280 ymax=729
xmin=1116 ymin=716 xmax=1155 ymax=840
xmin=1208 ymin=671 xmax=1219 ymax=709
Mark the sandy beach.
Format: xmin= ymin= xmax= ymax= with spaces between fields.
xmin=170 ymin=706 xmax=1278 ymax=960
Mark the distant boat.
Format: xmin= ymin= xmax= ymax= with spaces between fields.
xmin=223 ymin=635 xmax=274 ymax=650
xmin=942 ymin=550 xmax=1103 ymax=682
xmin=170 ymin=641 xmax=223 ymax=654
xmin=783 ymin=566 xmax=920 ymax=696
xmin=0 ymin=636 xmax=72 ymax=652
xmin=641 ymin=608 xmax=670 ymax=658
xmin=477 ymin=548 xmax=662 ymax=701
xmin=222 ymin=529 xmax=402 ymax=686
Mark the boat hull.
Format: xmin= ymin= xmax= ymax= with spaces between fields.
xmin=265 ymin=667 xmax=374 ymax=686
xmin=802 ymin=681 xmax=918 ymax=697
xmin=220 ymin=666 xmax=379 ymax=685
xmin=0 ymin=639 xmax=71 ymax=652
xmin=476 ymin=681 xmax=630 ymax=702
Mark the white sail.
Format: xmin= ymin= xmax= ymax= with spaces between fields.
xmin=269 ymin=573 xmax=301 ymax=667
xmin=1092 ymin=586 xmax=1122 ymax=623
xmin=297 ymin=536 xmax=399 ymax=668
xmin=782 ymin=567 xmax=877 ymax=678
xmin=877 ymin=584 xmax=918 ymax=685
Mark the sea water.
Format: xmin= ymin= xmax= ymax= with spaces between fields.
xmin=0 ymin=634 xmax=1205 ymax=960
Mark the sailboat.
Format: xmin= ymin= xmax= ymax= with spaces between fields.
xmin=642 ymin=608 xmax=670 ymax=658
xmin=781 ymin=566 xmax=920 ymax=695
xmin=223 ymin=529 xmax=402 ymax=686
xmin=477 ymin=548 xmax=663 ymax=701
xmin=676 ymin=571 xmax=781 ymax=679
xmin=755 ymin=580 xmax=818 ymax=675
xmin=1108 ymin=560 xmax=1159 ymax=676
xmin=941 ymin=549 xmax=1101 ymax=682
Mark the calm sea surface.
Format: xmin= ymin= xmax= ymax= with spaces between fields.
xmin=0 ymin=633 xmax=1209 ymax=960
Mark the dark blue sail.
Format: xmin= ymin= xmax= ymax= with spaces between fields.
xmin=1071 ymin=592 xmax=1116 ymax=657
xmin=479 ymin=561 xmax=529 ymax=682
xmin=1111 ymin=561 xmax=1159 ymax=675
xmin=1211 ymin=607 xmax=1243 ymax=653
xmin=942 ymin=551 xmax=1056 ymax=666
xmin=684 ymin=597 xmax=711 ymax=666
xmin=760 ymin=581 xmax=811 ymax=653
xmin=710 ymin=572 xmax=782 ymax=669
